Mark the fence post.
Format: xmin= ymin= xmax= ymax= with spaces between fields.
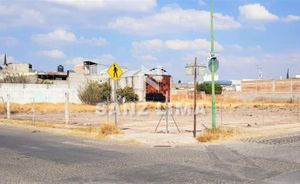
xmin=106 ymin=96 xmax=110 ymax=123
xmin=262 ymin=98 xmax=265 ymax=125
xmin=32 ymin=100 xmax=35 ymax=124
xmin=65 ymin=92 xmax=69 ymax=124
xmin=6 ymin=94 xmax=10 ymax=120
xmin=220 ymin=94 xmax=223 ymax=127
xmin=166 ymin=90 xmax=169 ymax=134
xmin=297 ymin=97 xmax=299 ymax=124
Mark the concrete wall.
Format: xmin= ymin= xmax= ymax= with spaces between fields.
xmin=171 ymin=89 xmax=300 ymax=102
xmin=240 ymin=79 xmax=300 ymax=101
xmin=242 ymin=79 xmax=300 ymax=93
xmin=0 ymin=83 xmax=81 ymax=104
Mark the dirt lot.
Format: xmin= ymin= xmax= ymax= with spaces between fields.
xmin=1 ymin=103 xmax=298 ymax=133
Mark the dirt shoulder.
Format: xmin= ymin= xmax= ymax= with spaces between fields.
xmin=1 ymin=118 xmax=300 ymax=146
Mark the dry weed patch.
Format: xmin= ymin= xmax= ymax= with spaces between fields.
xmin=99 ymin=123 xmax=121 ymax=136
xmin=197 ymin=128 xmax=239 ymax=142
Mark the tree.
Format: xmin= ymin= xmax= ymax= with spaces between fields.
xmin=197 ymin=83 xmax=223 ymax=94
xmin=78 ymin=81 xmax=111 ymax=105
xmin=117 ymin=86 xmax=138 ymax=102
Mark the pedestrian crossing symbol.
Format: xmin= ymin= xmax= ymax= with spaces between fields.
xmin=107 ymin=63 xmax=123 ymax=80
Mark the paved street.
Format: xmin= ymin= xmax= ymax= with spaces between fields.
xmin=0 ymin=125 xmax=300 ymax=184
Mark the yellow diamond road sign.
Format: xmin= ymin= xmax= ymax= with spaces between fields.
xmin=107 ymin=63 xmax=123 ymax=80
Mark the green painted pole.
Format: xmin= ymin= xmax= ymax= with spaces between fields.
xmin=210 ymin=0 xmax=217 ymax=129
xmin=210 ymin=0 xmax=214 ymax=54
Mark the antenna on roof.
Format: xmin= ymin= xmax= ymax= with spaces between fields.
xmin=4 ymin=54 xmax=7 ymax=66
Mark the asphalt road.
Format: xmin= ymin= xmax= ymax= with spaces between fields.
xmin=0 ymin=125 xmax=300 ymax=184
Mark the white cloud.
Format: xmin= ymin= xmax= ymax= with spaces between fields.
xmin=132 ymin=39 xmax=164 ymax=51
xmin=65 ymin=57 xmax=85 ymax=66
xmin=0 ymin=36 xmax=18 ymax=47
xmin=37 ymin=49 xmax=66 ymax=59
xmin=79 ymin=37 xmax=108 ymax=46
xmin=0 ymin=5 xmax=45 ymax=28
xmin=32 ymin=29 xmax=108 ymax=47
xmin=46 ymin=0 xmax=156 ymax=11
xmin=282 ymin=15 xmax=300 ymax=23
xmin=109 ymin=7 xmax=240 ymax=35
xmin=239 ymin=4 xmax=299 ymax=30
xmin=219 ymin=49 xmax=300 ymax=79
xmin=239 ymin=3 xmax=278 ymax=22
xmin=32 ymin=29 xmax=76 ymax=45
xmin=98 ymin=54 xmax=116 ymax=64
xmin=133 ymin=38 xmax=223 ymax=52
xmin=65 ymin=54 xmax=116 ymax=66
xmin=138 ymin=55 xmax=158 ymax=62
xmin=226 ymin=44 xmax=243 ymax=52
xmin=133 ymin=39 xmax=224 ymax=66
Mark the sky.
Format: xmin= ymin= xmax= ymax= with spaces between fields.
xmin=0 ymin=0 xmax=299 ymax=82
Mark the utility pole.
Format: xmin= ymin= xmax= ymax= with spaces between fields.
xmin=185 ymin=58 xmax=206 ymax=137
xmin=210 ymin=0 xmax=217 ymax=129
xmin=193 ymin=57 xmax=197 ymax=138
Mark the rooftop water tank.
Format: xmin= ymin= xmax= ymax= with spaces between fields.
xmin=57 ymin=65 xmax=64 ymax=72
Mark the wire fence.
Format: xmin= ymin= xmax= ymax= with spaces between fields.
xmin=0 ymin=93 xmax=299 ymax=133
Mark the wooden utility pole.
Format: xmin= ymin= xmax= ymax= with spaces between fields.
xmin=193 ymin=57 xmax=197 ymax=138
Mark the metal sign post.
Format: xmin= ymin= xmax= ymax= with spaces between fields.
xmin=107 ymin=63 xmax=124 ymax=127
xmin=114 ymin=80 xmax=117 ymax=126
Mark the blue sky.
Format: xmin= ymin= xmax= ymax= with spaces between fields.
xmin=0 ymin=0 xmax=299 ymax=81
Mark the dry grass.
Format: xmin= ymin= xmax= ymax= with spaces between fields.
xmin=0 ymin=103 xmax=96 ymax=114
xmin=197 ymin=128 xmax=239 ymax=142
xmin=0 ymin=99 xmax=297 ymax=115
xmin=172 ymin=99 xmax=297 ymax=109
xmin=2 ymin=119 xmax=58 ymax=129
xmin=99 ymin=123 xmax=121 ymax=136
xmin=68 ymin=123 xmax=121 ymax=138
xmin=0 ymin=118 xmax=121 ymax=139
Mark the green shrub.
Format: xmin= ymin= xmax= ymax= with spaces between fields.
xmin=78 ymin=81 xmax=111 ymax=105
xmin=117 ymin=86 xmax=138 ymax=102
xmin=197 ymin=83 xmax=223 ymax=94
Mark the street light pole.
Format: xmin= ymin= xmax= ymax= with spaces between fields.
xmin=210 ymin=0 xmax=217 ymax=129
